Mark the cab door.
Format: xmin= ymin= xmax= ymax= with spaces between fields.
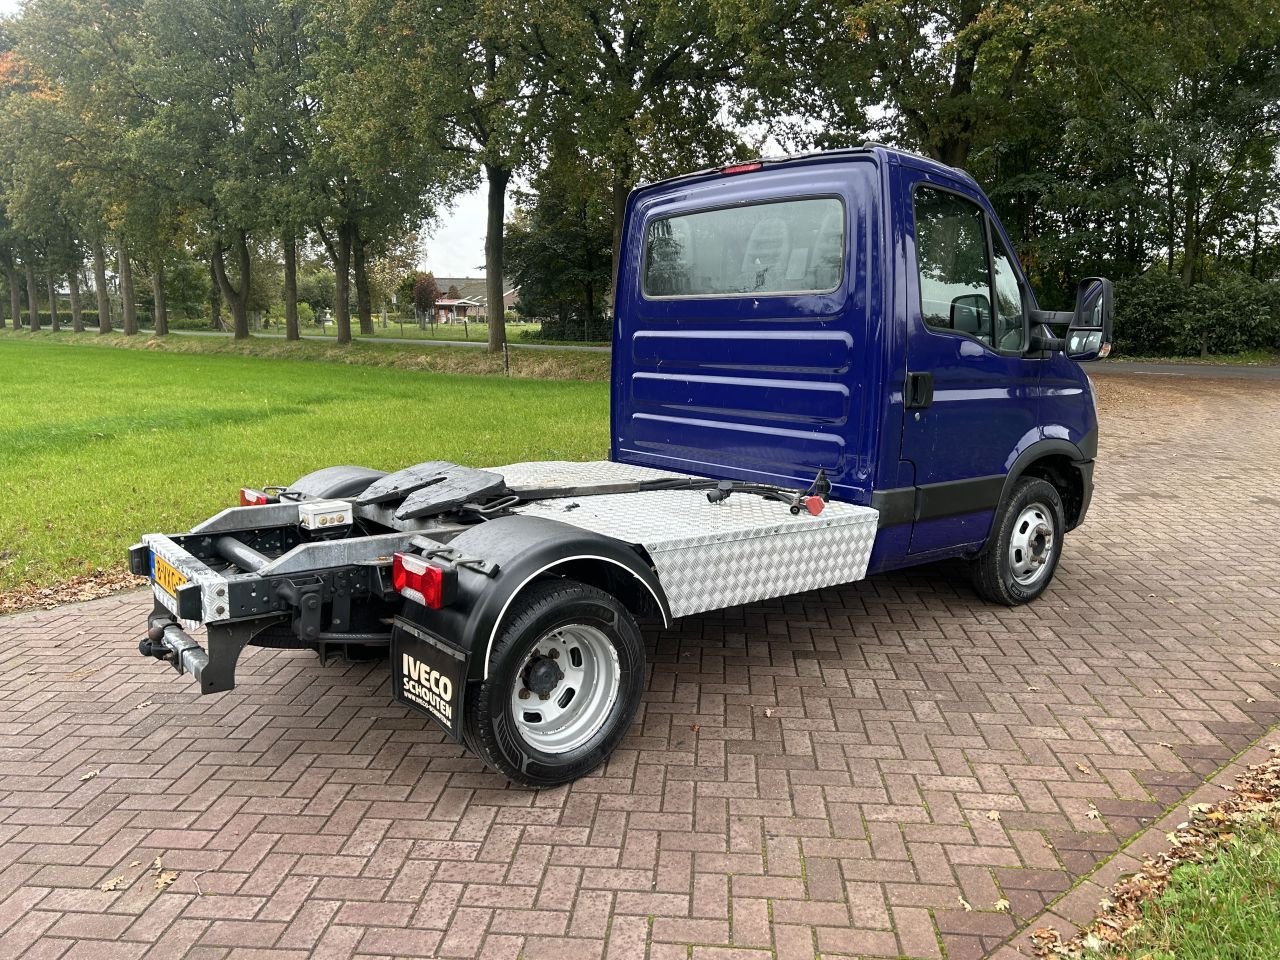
xmin=897 ymin=171 xmax=1040 ymax=555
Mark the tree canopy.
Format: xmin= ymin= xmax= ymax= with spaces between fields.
xmin=0 ymin=0 xmax=1275 ymax=353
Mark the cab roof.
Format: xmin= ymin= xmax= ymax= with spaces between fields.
xmin=636 ymin=143 xmax=976 ymax=198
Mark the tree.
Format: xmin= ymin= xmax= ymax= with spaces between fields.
xmin=412 ymin=271 xmax=440 ymax=323
xmin=505 ymin=143 xmax=613 ymax=340
xmin=536 ymin=1 xmax=745 ymax=267
xmin=321 ymin=0 xmax=549 ymax=353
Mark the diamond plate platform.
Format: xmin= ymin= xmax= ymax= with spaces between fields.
xmin=506 ymin=465 xmax=879 ymax=618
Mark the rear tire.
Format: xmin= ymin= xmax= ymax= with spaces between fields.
xmin=969 ymin=477 xmax=1064 ymax=606
xmin=464 ymin=579 xmax=645 ymax=787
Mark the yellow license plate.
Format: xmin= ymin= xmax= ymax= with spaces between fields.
xmin=151 ymin=553 xmax=188 ymax=598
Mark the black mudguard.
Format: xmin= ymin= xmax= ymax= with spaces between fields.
xmin=393 ymin=514 xmax=670 ymax=684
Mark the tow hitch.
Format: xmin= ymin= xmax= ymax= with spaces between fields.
xmin=137 ymin=611 xmax=287 ymax=694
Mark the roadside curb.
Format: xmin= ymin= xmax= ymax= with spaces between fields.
xmin=988 ymin=729 xmax=1280 ymax=958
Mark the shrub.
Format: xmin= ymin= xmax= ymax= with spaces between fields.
xmin=1113 ymin=271 xmax=1279 ymax=357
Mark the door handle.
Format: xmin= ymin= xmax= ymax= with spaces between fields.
xmin=906 ymin=372 xmax=934 ymax=410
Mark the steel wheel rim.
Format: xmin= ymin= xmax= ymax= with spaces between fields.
xmin=1008 ymin=501 xmax=1056 ymax=586
xmin=510 ymin=624 xmax=620 ymax=754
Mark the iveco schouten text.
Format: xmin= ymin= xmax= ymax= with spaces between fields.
xmin=131 ymin=146 xmax=1112 ymax=786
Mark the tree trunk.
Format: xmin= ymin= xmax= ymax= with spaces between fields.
xmin=282 ymin=235 xmax=299 ymax=341
xmin=353 ymin=230 xmax=373 ymax=335
xmin=328 ymin=222 xmax=353 ymax=345
xmin=69 ymin=267 xmax=83 ymax=332
xmin=152 ymin=262 xmax=168 ymax=335
xmin=208 ymin=258 xmax=223 ymax=330
xmin=211 ymin=232 xmax=250 ymax=339
xmin=119 ymin=239 xmax=138 ymax=335
xmin=484 ymin=163 xmax=511 ymax=353
xmin=47 ymin=273 xmax=60 ymax=331
xmin=92 ymin=239 xmax=111 ymax=333
xmin=5 ymin=264 xmax=17 ymax=330
xmin=25 ymin=260 xmax=40 ymax=331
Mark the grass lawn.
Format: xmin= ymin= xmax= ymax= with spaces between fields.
xmin=0 ymin=336 xmax=609 ymax=594
xmin=1081 ymin=815 xmax=1280 ymax=960
xmin=1 ymin=328 xmax=611 ymax=380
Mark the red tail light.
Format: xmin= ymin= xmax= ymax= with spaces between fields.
xmin=240 ymin=487 xmax=273 ymax=506
xmin=392 ymin=552 xmax=455 ymax=609
xmin=721 ymin=161 xmax=763 ymax=175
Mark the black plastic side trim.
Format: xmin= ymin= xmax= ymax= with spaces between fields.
xmin=872 ymin=488 xmax=915 ymax=527
xmin=915 ymin=475 xmax=1005 ymax=521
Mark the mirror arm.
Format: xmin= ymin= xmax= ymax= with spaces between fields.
xmin=1026 ymin=323 xmax=1064 ymax=354
xmin=1029 ymin=308 xmax=1074 ymax=328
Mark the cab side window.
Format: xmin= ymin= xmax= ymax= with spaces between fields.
xmin=990 ymin=235 xmax=1026 ymax=351
xmin=913 ymin=187 xmax=994 ymax=344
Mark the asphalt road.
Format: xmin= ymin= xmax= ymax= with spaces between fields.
xmin=170 ymin=328 xmax=612 ymax=354
xmin=1090 ymin=359 xmax=1280 ymax=379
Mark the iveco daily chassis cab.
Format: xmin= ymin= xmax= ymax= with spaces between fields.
xmin=131 ymin=146 xmax=1113 ymax=786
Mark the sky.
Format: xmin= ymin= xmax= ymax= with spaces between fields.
xmin=422 ymin=185 xmax=492 ymax=279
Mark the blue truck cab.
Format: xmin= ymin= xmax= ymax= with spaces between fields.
xmin=131 ymin=146 xmax=1112 ymax=787
xmin=612 ymin=145 xmax=1109 ymax=596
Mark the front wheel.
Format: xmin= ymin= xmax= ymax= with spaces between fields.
xmin=464 ymin=579 xmax=645 ymax=787
xmin=969 ymin=477 xmax=1065 ymax=606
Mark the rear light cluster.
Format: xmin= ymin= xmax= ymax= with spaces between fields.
xmin=240 ymin=487 xmax=275 ymax=506
xmin=721 ymin=161 xmax=763 ymax=175
xmin=392 ymin=552 xmax=457 ymax=610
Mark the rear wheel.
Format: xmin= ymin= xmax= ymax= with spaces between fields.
xmin=464 ymin=579 xmax=645 ymax=787
xmin=969 ymin=477 xmax=1064 ymax=606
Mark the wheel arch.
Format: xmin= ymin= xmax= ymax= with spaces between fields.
xmin=398 ymin=515 xmax=670 ymax=683
xmin=999 ymin=439 xmax=1089 ymax=530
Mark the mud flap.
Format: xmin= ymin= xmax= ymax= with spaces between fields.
xmin=391 ymin=617 xmax=468 ymax=742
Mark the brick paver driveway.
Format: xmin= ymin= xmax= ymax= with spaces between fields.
xmin=1 ymin=373 xmax=1278 ymax=960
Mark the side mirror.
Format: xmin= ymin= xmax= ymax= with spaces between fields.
xmin=950 ymin=293 xmax=991 ymax=336
xmin=1065 ymin=277 xmax=1114 ymax=362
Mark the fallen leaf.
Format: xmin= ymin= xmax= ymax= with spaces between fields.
xmin=690 ymin=724 xmax=700 ymax=733
xmin=986 ymin=810 xmax=1002 ymax=822
xmin=99 ymin=875 xmax=126 ymax=891
xmin=1086 ymin=802 xmax=1101 ymax=821
xmin=763 ymin=708 xmax=774 ymax=718
xmin=1246 ymin=697 xmax=1257 ymax=704
xmin=1158 ymin=741 xmax=1173 ymax=748
xmin=136 ymin=701 xmax=154 ymax=710
xmin=129 ymin=860 xmax=141 ymax=868
xmin=154 ymin=870 xmax=178 ymax=891
xmin=957 ymin=895 xmax=973 ymax=912
xmin=995 ymin=898 xmax=1010 ymax=912
xmin=1077 ymin=762 xmax=1091 ymax=774
xmin=1026 ymin=685 xmax=1040 ymax=692
xmin=79 ymin=770 xmax=99 ymax=782
xmin=151 ymin=856 xmax=163 ymax=872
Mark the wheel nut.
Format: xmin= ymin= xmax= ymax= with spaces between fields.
xmin=549 ymin=648 xmax=560 ymax=660
xmin=518 ymin=688 xmax=531 ymax=700
xmin=539 ymin=691 xmax=551 ymax=700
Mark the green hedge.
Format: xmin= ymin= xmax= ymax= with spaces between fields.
xmin=1113 ymin=271 xmax=1280 ymax=357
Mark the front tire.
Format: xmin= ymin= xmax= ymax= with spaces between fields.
xmin=465 ymin=579 xmax=645 ymax=787
xmin=969 ymin=477 xmax=1065 ymax=606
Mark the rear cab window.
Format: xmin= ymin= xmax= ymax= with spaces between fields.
xmin=644 ymin=197 xmax=846 ymax=298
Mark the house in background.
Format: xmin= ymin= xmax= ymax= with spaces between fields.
xmin=430 ymin=277 xmax=520 ymax=322
xmin=433 ymin=296 xmax=482 ymax=322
